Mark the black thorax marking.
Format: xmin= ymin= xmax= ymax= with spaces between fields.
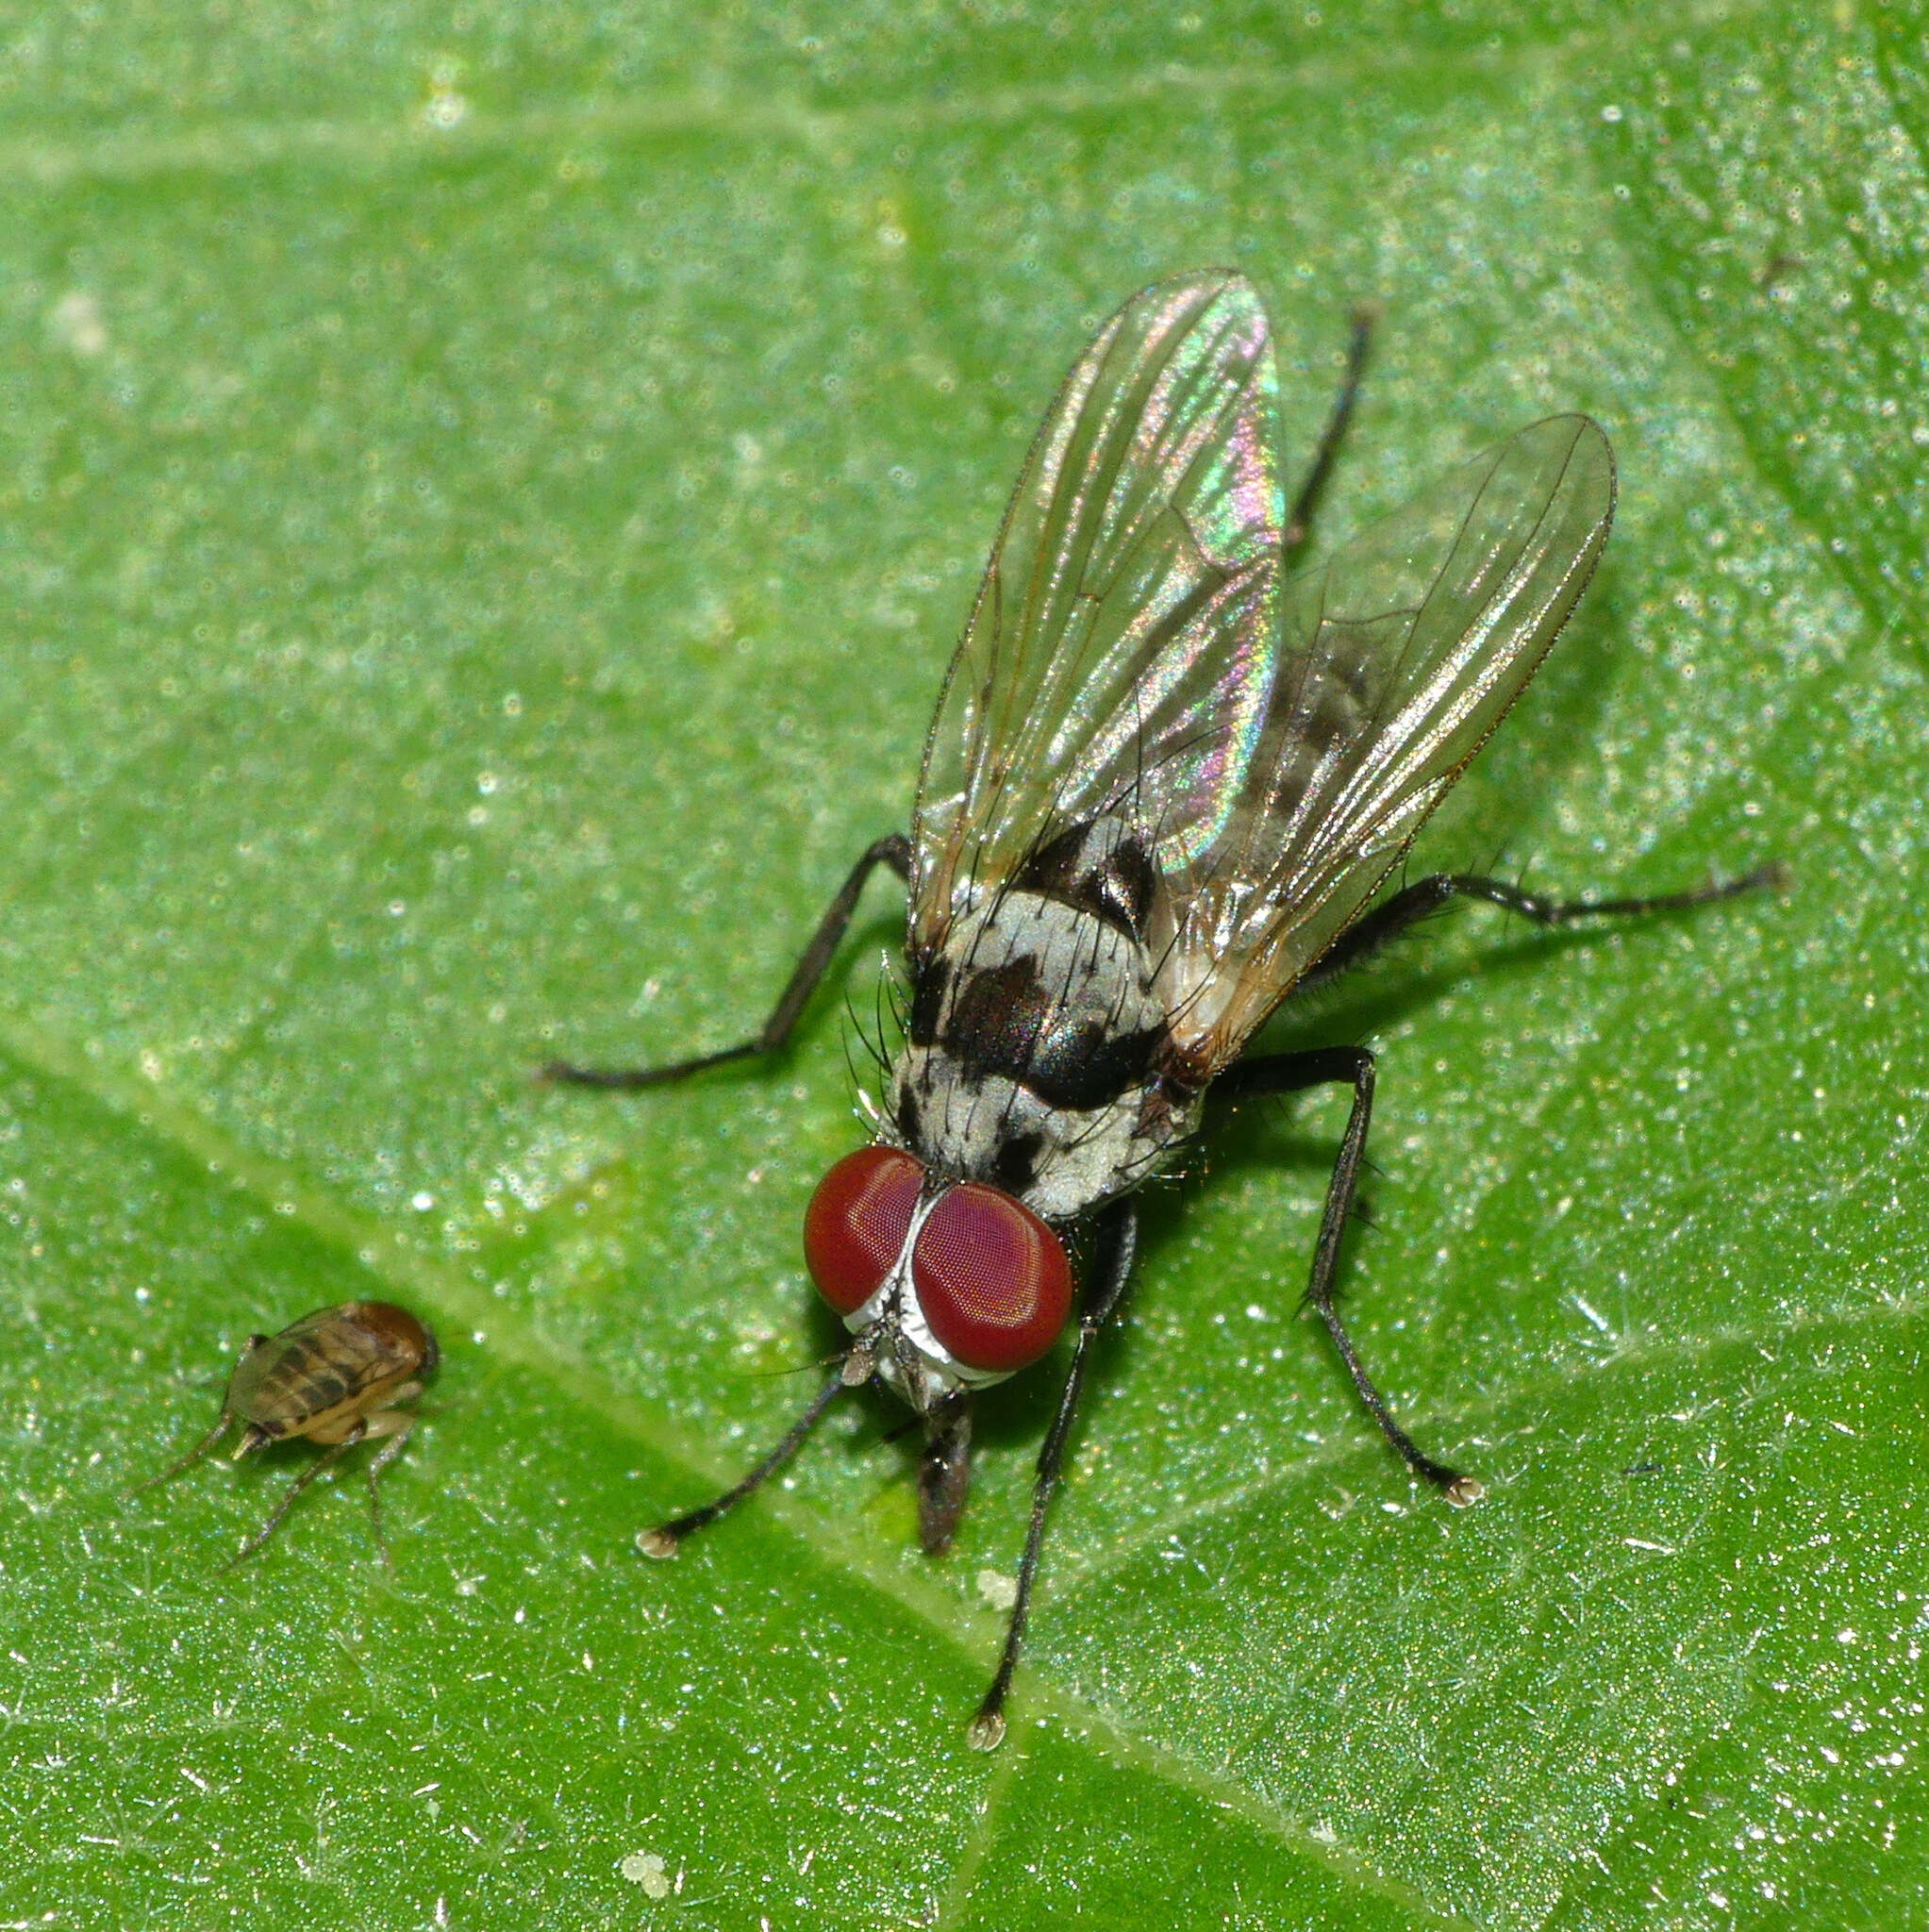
xmin=1012 ymin=821 xmax=1158 ymax=940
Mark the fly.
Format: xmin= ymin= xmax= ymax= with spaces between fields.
xmin=546 ymin=270 xmax=1780 ymax=1748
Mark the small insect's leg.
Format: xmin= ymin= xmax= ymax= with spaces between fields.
xmin=638 ymin=1366 xmax=851 ymax=1558
xmin=918 ymin=1394 xmax=975 ymax=1557
xmin=127 ymin=1413 xmax=234 ymax=1497
xmin=542 ymin=834 xmax=911 ymax=1090
xmin=1306 ymin=862 xmax=1788 ymax=986
xmin=971 ymin=1199 xmax=1138 ymax=1753
xmin=1217 ymin=1046 xmax=1480 ymax=1506
xmin=221 ymin=1424 xmax=367 ymax=1572
xmin=1282 ymin=307 xmax=1374 ymax=558
xmin=356 ymin=1410 xmax=416 ymax=1572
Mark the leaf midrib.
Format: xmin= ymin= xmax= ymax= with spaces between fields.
xmin=0 ymin=0 xmax=1768 ymax=191
xmin=0 ymin=993 xmax=1484 ymax=1924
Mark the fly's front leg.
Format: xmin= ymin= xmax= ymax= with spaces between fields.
xmin=918 ymin=1394 xmax=974 ymax=1557
xmin=972 ymin=1198 xmax=1138 ymax=1752
xmin=543 ymin=833 xmax=912 ymax=1089
xmin=1216 ymin=1046 xmax=1481 ymax=1507
xmin=637 ymin=1365 xmax=853 ymax=1558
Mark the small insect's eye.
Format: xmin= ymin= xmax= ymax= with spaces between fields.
xmin=911 ymin=1184 xmax=1072 ymax=1374
xmin=804 ymin=1147 xmax=924 ymax=1316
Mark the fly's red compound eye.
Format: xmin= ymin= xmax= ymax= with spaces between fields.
xmin=911 ymin=1183 xmax=1073 ymax=1374
xmin=804 ymin=1146 xmax=924 ymax=1315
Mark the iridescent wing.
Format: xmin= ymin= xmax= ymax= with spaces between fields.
xmin=911 ymin=271 xmax=1287 ymax=958
xmin=1153 ymin=412 xmax=1615 ymax=1072
xmin=911 ymin=272 xmax=1615 ymax=1077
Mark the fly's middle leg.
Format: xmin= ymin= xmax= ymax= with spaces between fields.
xmin=637 ymin=1365 xmax=851 ymax=1558
xmin=1215 ymin=1045 xmax=1481 ymax=1506
xmin=543 ymin=833 xmax=911 ymax=1089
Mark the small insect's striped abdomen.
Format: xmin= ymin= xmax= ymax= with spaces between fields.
xmin=225 ymin=1301 xmax=433 ymax=1443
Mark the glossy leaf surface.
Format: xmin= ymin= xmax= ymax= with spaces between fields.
xmin=0 ymin=4 xmax=1922 ymax=1926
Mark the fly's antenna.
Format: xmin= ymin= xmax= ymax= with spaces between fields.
xmin=737 ymin=1348 xmax=855 ymax=1383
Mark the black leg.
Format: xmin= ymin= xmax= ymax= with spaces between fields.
xmin=1216 ymin=1046 xmax=1481 ymax=1506
xmin=918 ymin=1394 xmax=975 ymax=1557
xmin=971 ymin=1199 xmax=1139 ymax=1752
xmin=637 ymin=1366 xmax=851 ymax=1557
xmin=544 ymin=833 xmax=912 ymax=1089
xmin=221 ymin=1424 xmax=366 ymax=1572
xmin=1305 ymin=862 xmax=1788 ymax=987
xmin=1282 ymin=307 xmax=1373 ymax=561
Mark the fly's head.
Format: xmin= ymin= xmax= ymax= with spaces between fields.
xmin=802 ymin=1146 xmax=1073 ymax=1411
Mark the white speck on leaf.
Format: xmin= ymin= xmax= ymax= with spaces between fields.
xmin=620 ymin=1851 xmax=673 ymax=1899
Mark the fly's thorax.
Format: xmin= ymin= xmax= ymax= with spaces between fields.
xmin=890 ymin=874 xmax=1199 ymax=1222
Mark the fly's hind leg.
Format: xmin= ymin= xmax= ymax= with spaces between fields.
xmin=1305 ymin=862 xmax=1788 ymax=986
xmin=1215 ymin=1046 xmax=1480 ymax=1506
xmin=1282 ymin=307 xmax=1374 ymax=560
xmin=542 ymin=834 xmax=911 ymax=1089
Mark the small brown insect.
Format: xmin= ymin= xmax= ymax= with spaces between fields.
xmin=134 ymin=1300 xmax=438 ymax=1568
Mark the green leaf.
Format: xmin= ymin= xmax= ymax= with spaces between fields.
xmin=2 ymin=6 xmax=1922 ymax=1926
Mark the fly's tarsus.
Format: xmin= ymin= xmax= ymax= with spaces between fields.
xmin=1216 ymin=1044 xmax=1480 ymax=1496
xmin=1307 ymin=859 xmax=1788 ymax=985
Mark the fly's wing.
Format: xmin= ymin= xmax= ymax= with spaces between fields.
xmin=1156 ymin=413 xmax=1616 ymax=1073
xmin=910 ymin=270 xmax=1287 ymax=958
xmin=911 ymin=271 xmax=1613 ymax=1082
